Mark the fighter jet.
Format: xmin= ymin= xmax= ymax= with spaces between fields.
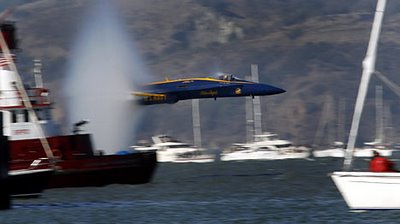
xmin=133 ymin=73 xmax=285 ymax=105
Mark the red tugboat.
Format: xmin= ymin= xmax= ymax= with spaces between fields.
xmin=0 ymin=21 xmax=157 ymax=193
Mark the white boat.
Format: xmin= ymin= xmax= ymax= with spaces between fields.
xmin=330 ymin=0 xmax=400 ymax=210
xmin=221 ymin=132 xmax=310 ymax=161
xmin=353 ymin=147 xmax=392 ymax=157
xmin=331 ymin=172 xmax=400 ymax=209
xmin=313 ymin=148 xmax=345 ymax=158
xmin=313 ymin=142 xmax=392 ymax=158
xmin=135 ymin=135 xmax=215 ymax=163
xmin=313 ymin=142 xmax=346 ymax=158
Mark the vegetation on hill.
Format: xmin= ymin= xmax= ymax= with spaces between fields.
xmin=10 ymin=0 xmax=400 ymax=148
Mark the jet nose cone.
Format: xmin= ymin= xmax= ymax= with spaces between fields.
xmin=257 ymin=84 xmax=286 ymax=95
xmin=271 ymin=86 xmax=286 ymax=95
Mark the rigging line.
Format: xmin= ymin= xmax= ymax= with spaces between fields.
xmin=343 ymin=0 xmax=386 ymax=171
xmin=0 ymin=27 xmax=55 ymax=164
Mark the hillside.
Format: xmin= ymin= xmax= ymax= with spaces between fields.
xmin=6 ymin=0 xmax=400 ymax=149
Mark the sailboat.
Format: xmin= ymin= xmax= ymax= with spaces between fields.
xmin=312 ymin=96 xmax=347 ymax=158
xmin=330 ymin=0 xmax=400 ymax=210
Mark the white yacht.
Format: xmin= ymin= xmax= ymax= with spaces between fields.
xmin=221 ymin=132 xmax=310 ymax=161
xmin=313 ymin=141 xmax=393 ymax=158
xmin=134 ymin=135 xmax=215 ymax=163
xmin=312 ymin=142 xmax=346 ymax=158
xmin=354 ymin=141 xmax=393 ymax=157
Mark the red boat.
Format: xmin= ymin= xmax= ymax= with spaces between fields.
xmin=9 ymin=135 xmax=157 ymax=189
xmin=0 ymin=22 xmax=157 ymax=193
xmin=9 ymin=167 xmax=54 ymax=197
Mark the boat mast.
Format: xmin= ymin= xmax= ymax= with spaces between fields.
xmin=0 ymin=27 xmax=55 ymax=161
xmin=375 ymin=85 xmax=384 ymax=144
xmin=245 ymin=75 xmax=254 ymax=143
xmin=343 ymin=0 xmax=386 ymax=170
xmin=251 ymin=64 xmax=262 ymax=136
xmin=337 ymin=98 xmax=346 ymax=145
xmin=313 ymin=94 xmax=334 ymax=147
xmin=192 ymin=99 xmax=202 ymax=147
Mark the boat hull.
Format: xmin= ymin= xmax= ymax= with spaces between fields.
xmin=9 ymin=169 xmax=54 ymax=198
xmin=313 ymin=148 xmax=393 ymax=158
xmin=48 ymin=152 xmax=157 ymax=188
xmin=312 ymin=149 xmax=345 ymax=158
xmin=172 ymin=156 xmax=215 ymax=163
xmin=221 ymin=150 xmax=310 ymax=161
xmin=157 ymin=153 xmax=215 ymax=163
xmin=9 ymin=134 xmax=158 ymax=189
xmin=331 ymin=171 xmax=400 ymax=209
xmin=354 ymin=148 xmax=392 ymax=157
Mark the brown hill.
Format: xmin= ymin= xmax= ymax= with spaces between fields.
xmin=8 ymin=0 xmax=400 ymax=148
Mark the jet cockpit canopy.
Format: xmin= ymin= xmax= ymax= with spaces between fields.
xmin=215 ymin=73 xmax=242 ymax=81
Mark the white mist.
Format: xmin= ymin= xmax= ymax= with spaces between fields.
xmin=64 ymin=0 xmax=150 ymax=154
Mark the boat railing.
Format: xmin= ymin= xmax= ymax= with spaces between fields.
xmin=0 ymin=88 xmax=50 ymax=107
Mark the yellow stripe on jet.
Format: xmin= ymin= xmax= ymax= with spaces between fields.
xmin=132 ymin=92 xmax=167 ymax=102
xmin=132 ymin=92 xmax=166 ymax=97
xmin=146 ymin=78 xmax=252 ymax=86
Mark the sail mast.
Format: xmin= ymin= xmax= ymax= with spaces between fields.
xmin=251 ymin=64 xmax=262 ymax=136
xmin=343 ymin=0 xmax=386 ymax=170
xmin=245 ymin=75 xmax=254 ymax=143
xmin=375 ymin=85 xmax=384 ymax=144
xmin=192 ymin=99 xmax=202 ymax=147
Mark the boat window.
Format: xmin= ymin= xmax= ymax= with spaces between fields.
xmin=45 ymin=109 xmax=52 ymax=120
xmin=24 ymin=110 xmax=29 ymax=122
xmin=168 ymin=144 xmax=191 ymax=148
xmin=276 ymin=144 xmax=291 ymax=148
xmin=11 ymin=110 xmax=17 ymax=123
xmin=35 ymin=109 xmax=45 ymax=120
xmin=16 ymin=110 xmax=25 ymax=123
xmin=159 ymin=135 xmax=179 ymax=143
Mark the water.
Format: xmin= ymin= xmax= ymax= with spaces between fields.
xmin=2 ymin=159 xmax=400 ymax=223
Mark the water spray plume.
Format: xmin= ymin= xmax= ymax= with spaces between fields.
xmin=64 ymin=0 xmax=151 ymax=154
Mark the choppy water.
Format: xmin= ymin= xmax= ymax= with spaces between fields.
xmin=2 ymin=158 xmax=400 ymax=224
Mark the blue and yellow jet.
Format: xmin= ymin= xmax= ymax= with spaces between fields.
xmin=133 ymin=73 xmax=285 ymax=105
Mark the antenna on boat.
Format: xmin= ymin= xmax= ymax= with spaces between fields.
xmin=343 ymin=0 xmax=386 ymax=170
xmin=33 ymin=59 xmax=43 ymax=88
xmin=0 ymin=26 xmax=55 ymax=162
